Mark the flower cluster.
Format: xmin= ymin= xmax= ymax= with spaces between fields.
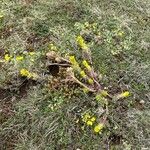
xmin=4 ymin=54 xmax=12 ymax=61
xmin=69 ymin=56 xmax=94 ymax=86
xmin=82 ymin=113 xmax=104 ymax=133
xmin=3 ymin=51 xmax=38 ymax=80
xmin=20 ymin=69 xmax=31 ymax=77
xmin=20 ymin=69 xmax=38 ymax=80
xmin=69 ymin=56 xmax=80 ymax=69
xmin=4 ymin=51 xmax=36 ymax=63
xmin=82 ymin=113 xmax=96 ymax=126
xmin=76 ymin=36 xmax=88 ymax=50
xmin=94 ymin=123 xmax=104 ymax=133
xmin=82 ymin=60 xmax=91 ymax=71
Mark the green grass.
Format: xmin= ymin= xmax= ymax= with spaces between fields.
xmin=0 ymin=0 xmax=150 ymax=150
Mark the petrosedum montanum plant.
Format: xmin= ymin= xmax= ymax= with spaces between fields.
xmin=46 ymin=35 xmax=130 ymax=134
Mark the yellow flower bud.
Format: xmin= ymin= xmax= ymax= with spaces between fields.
xmin=117 ymin=91 xmax=130 ymax=99
xmin=80 ymin=70 xmax=87 ymax=78
xmin=121 ymin=91 xmax=130 ymax=97
xmin=69 ymin=56 xmax=78 ymax=65
xmin=76 ymin=36 xmax=88 ymax=50
xmin=82 ymin=60 xmax=91 ymax=71
xmin=88 ymin=78 xmax=94 ymax=84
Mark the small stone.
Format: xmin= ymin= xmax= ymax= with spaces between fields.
xmin=139 ymin=100 xmax=145 ymax=104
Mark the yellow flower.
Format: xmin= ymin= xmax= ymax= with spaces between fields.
xmin=80 ymin=70 xmax=87 ymax=78
xmin=91 ymin=117 xmax=96 ymax=122
xmin=87 ymin=120 xmax=93 ymax=126
xmin=20 ymin=69 xmax=38 ymax=79
xmin=94 ymin=123 xmax=104 ymax=133
xmin=4 ymin=54 xmax=11 ymax=61
xmin=20 ymin=69 xmax=31 ymax=77
xmin=29 ymin=52 xmax=35 ymax=56
xmin=82 ymin=113 xmax=91 ymax=122
xmin=119 ymin=91 xmax=130 ymax=98
xmin=88 ymin=78 xmax=94 ymax=84
xmin=69 ymin=56 xmax=80 ymax=70
xmin=76 ymin=36 xmax=88 ymax=50
xmin=76 ymin=35 xmax=84 ymax=45
xmin=16 ymin=56 xmax=24 ymax=61
xmin=82 ymin=60 xmax=91 ymax=71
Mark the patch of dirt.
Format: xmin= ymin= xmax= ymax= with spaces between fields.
xmin=0 ymin=134 xmax=18 ymax=150
xmin=108 ymin=85 xmax=121 ymax=95
xmin=133 ymin=100 xmax=145 ymax=110
xmin=8 ymin=78 xmax=38 ymax=98
xmin=55 ymin=1 xmax=85 ymax=21
xmin=108 ymin=134 xmax=123 ymax=145
xmin=47 ymin=64 xmax=60 ymax=76
xmin=26 ymin=33 xmax=51 ymax=50
xmin=0 ymin=78 xmax=39 ymax=149
xmin=0 ymin=88 xmax=14 ymax=124
xmin=0 ymin=78 xmax=38 ymax=124
xmin=0 ymin=25 xmax=14 ymax=39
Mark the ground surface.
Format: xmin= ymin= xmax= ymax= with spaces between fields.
xmin=0 ymin=0 xmax=150 ymax=150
